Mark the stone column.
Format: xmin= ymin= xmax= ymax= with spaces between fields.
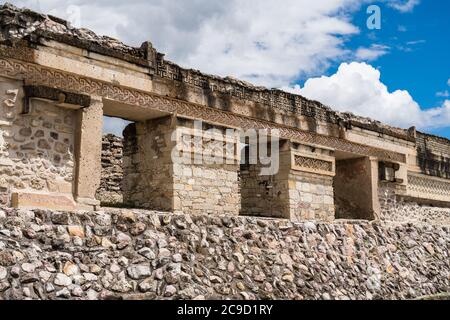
xmin=368 ymin=157 xmax=381 ymax=219
xmin=74 ymin=97 xmax=103 ymax=210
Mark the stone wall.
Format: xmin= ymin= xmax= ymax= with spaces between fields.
xmin=417 ymin=132 xmax=450 ymax=179
xmin=123 ymin=117 xmax=241 ymax=215
xmin=174 ymin=163 xmax=240 ymax=215
xmin=0 ymin=78 xmax=76 ymax=205
xmin=96 ymin=134 xmax=123 ymax=205
xmin=122 ymin=119 xmax=174 ymax=211
xmin=379 ymin=183 xmax=450 ymax=226
xmin=0 ymin=206 xmax=448 ymax=300
xmin=240 ymin=163 xmax=289 ymax=219
xmin=289 ymin=172 xmax=334 ymax=222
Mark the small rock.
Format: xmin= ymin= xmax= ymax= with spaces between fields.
xmin=322 ymin=293 xmax=331 ymax=300
xmin=46 ymin=283 xmax=55 ymax=293
xmin=51 ymin=212 xmax=69 ymax=225
xmin=130 ymin=222 xmax=146 ymax=236
xmin=117 ymin=232 xmax=132 ymax=243
xmin=63 ymin=261 xmax=79 ymax=276
xmin=164 ymin=285 xmax=177 ymax=297
xmin=139 ymin=278 xmax=157 ymax=293
xmin=0 ymin=266 xmax=7 ymax=280
xmin=110 ymin=263 xmax=122 ymax=273
xmin=233 ymin=252 xmax=245 ymax=264
xmin=10 ymin=266 xmax=21 ymax=279
xmin=127 ymin=265 xmax=151 ymax=280
xmin=54 ymin=273 xmax=72 ymax=287
xmin=83 ymin=273 xmax=98 ymax=282
xmin=21 ymin=263 xmax=36 ymax=273
xmin=172 ymin=254 xmax=182 ymax=263
xmin=138 ymin=248 xmax=156 ymax=260
xmin=68 ymin=226 xmax=85 ymax=238
xmin=282 ymin=273 xmax=294 ymax=282
xmin=304 ymin=222 xmax=317 ymax=232
xmin=159 ymin=248 xmax=171 ymax=258
xmin=86 ymin=289 xmax=98 ymax=300
xmin=71 ymin=286 xmax=84 ymax=297
xmin=101 ymin=237 xmax=114 ymax=248
xmin=121 ymin=212 xmax=136 ymax=223
xmin=89 ymin=264 xmax=102 ymax=275
xmin=236 ymin=282 xmax=246 ymax=290
xmin=56 ymin=288 xmax=71 ymax=298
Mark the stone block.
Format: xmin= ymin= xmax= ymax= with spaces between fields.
xmin=11 ymin=192 xmax=77 ymax=211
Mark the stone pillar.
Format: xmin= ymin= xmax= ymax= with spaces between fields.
xmin=74 ymin=97 xmax=103 ymax=210
xmin=122 ymin=116 xmax=241 ymax=215
xmin=286 ymin=144 xmax=336 ymax=222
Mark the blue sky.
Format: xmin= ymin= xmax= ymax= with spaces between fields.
xmin=8 ymin=0 xmax=450 ymax=138
xmin=343 ymin=1 xmax=450 ymax=137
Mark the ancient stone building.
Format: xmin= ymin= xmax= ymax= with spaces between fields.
xmin=0 ymin=3 xmax=449 ymax=222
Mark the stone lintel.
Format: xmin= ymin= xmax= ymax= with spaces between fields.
xmin=23 ymin=85 xmax=91 ymax=113
xmin=11 ymin=192 xmax=77 ymax=211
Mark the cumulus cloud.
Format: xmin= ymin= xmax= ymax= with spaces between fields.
xmin=10 ymin=0 xmax=367 ymax=87
xmin=387 ymin=0 xmax=420 ymax=13
xmin=284 ymin=62 xmax=450 ymax=130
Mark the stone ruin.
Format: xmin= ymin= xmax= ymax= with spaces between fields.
xmin=0 ymin=3 xmax=448 ymax=302
xmin=0 ymin=3 xmax=449 ymax=224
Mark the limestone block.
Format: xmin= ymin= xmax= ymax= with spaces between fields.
xmin=11 ymin=192 xmax=77 ymax=211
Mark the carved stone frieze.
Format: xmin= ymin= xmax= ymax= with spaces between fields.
xmin=407 ymin=173 xmax=450 ymax=203
xmin=0 ymin=52 xmax=407 ymax=163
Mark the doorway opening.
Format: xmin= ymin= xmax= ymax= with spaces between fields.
xmin=95 ymin=115 xmax=132 ymax=207
xmin=333 ymin=153 xmax=376 ymax=220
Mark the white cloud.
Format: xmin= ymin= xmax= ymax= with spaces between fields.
xmin=406 ymin=40 xmax=426 ymax=45
xmin=284 ymin=62 xmax=450 ymax=130
xmin=387 ymin=0 xmax=420 ymax=13
xmin=9 ymin=0 xmax=366 ymax=87
xmin=448 ymin=78 xmax=450 ymax=86
xmin=437 ymin=90 xmax=450 ymax=98
xmin=355 ymin=44 xmax=389 ymax=61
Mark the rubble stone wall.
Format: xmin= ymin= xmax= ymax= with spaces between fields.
xmin=0 ymin=206 xmax=448 ymax=300
xmin=379 ymin=183 xmax=450 ymax=226
xmin=0 ymin=78 xmax=76 ymax=205
xmin=96 ymin=134 xmax=124 ymax=205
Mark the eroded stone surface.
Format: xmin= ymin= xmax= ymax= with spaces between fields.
xmin=0 ymin=206 xmax=448 ymax=300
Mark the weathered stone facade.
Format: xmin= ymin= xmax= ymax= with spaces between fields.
xmin=0 ymin=3 xmax=448 ymax=223
xmin=123 ymin=117 xmax=241 ymax=215
xmin=0 ymin=206 xmax=448 ymax=300
xmin=0 ymin=77 xmax=76 ymax=208
xmin=378 ymin=183 xmax=450 ymax=226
